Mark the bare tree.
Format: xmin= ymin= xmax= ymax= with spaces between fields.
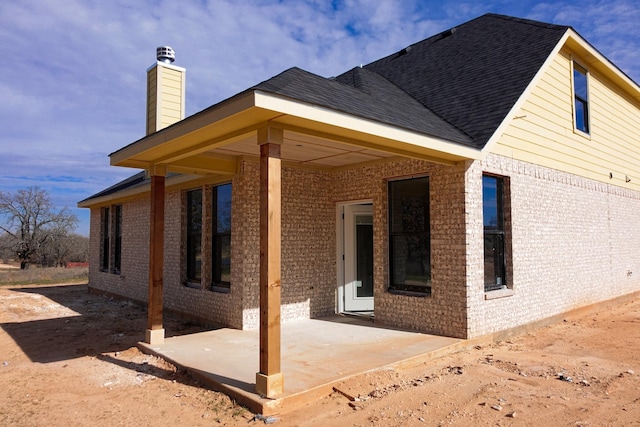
xmin=41 ymin=230 xmax=89 ymax=267
xmin=0 ymin=187 xmax=78 ymax=269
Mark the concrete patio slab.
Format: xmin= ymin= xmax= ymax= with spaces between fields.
xmin=138 ymin=315 xmax=464 ymax=415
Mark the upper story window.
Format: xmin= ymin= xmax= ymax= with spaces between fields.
xmin=573 ymin=62 xmax=590 ymax=134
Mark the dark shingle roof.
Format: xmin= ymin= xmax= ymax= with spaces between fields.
xmin=253 ymin=66 xmax=471 ymax=144
xmin=363 ymin=14 xmax=568 ymax=148
xmin=83 ymin=14 xmax=570 ymax=203
xmin=79 ymin=171 xmax=147 ymax=204
xmin=253 ymin=14 xmax=568 ymax=149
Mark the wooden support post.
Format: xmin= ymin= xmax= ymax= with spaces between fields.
xmin=256 ymin=126 xmax=284 ymax=398
xmin=146 ymin=165 xmax=166 ymax=345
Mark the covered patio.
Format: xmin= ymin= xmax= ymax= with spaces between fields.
xmin=108 ymin=64 xmax=480 ymax=400
xmin=138 ymin=314 xmax=465 ymax=415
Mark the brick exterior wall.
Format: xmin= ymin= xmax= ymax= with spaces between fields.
xmin=332 ymin=159 xmax=469 ymax=337
xmin=465 ymin=153 xmax=640 ymax=337
xmin=237 ymin=161 xmax=336 ymax=329
xmin=89 ymin=197 xmax=149 ymax=304
xmin=87 ymin=154 xmax=640 ymax=339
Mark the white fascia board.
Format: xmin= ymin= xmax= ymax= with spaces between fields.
xmin=110 ymin=92 xmax=256 ymax=166
xmin=253 ymin=91 xmax=481 ymax=160
xmin=564 ymin=29 xmax=640 ymax=101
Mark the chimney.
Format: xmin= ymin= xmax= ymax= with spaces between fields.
xmin=146 ymin=46 xmax=186 ymax=135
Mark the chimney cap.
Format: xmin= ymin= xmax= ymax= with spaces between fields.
xmin=156 ymin=46 xmax=175 ymax=64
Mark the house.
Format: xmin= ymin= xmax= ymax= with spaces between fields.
xmin=79 ymin=14 xmax=640 ymax=397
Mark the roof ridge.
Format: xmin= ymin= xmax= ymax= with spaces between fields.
xmin=482 ymin=12 xmax=569 ymax=30
xmin=363 ymin=12 xmax=568 ymax=148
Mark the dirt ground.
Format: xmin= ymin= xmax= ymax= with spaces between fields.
xmin=1 ymin=283 xmax=639 ymax=426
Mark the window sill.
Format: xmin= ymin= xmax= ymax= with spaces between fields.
xmin=184 ymin=281 xmax=202 ymax=289
xmin=484 ymin=287 xmax=514 ymax=300
xmin=388 ymin=288 xmax=431 ymax=298
xmin=211 ymin=285 xmax=230 ymax=294
xmin=573 ymin=128 xmax=591 ymax=140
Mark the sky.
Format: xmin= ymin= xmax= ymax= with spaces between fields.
xmin=1 ymin=0 xmax=639 ymax=236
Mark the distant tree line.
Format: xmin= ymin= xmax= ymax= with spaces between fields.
xmin=0 ymin=187 xmax=88 ymax=268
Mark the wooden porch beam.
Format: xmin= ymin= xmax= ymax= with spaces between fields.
xmin=256 ymin=126 xmax=284 ymax=398
xmin=167 ymin=154 xmax=237 ymax=176
xmin=146 ymin=164 xmax=166 ymax=345
xmin=278 ymin=123 xmax=462 ymax=166
xmin=151 ymin=125 xmax=259 ymax=165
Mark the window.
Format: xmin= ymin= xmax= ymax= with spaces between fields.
xmin=113 ymin=205 xmax=122 ymax=274
xmin=100 ymin=204 xmax=122 ymax=274
xmin=388 ymin=177 xmax=431 ymax=294
xmin=100 ymin=207 xmax=110 ymax=271
xmin=186 ymin=188 xmax=203 ymax=284
xmin=573 ymin=62 xmax=589 ymax=134
xmin=483 ymin=175 xmax=507 ymax=291
xmin=212 ymin=183 xmax=232 ymax=289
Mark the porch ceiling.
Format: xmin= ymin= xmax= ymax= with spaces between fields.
xmin=110 ymin=91 xmax=481 ymax=175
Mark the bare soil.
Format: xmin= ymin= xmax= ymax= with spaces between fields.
xmin=1 ymin=283 xmax=639 ymax=426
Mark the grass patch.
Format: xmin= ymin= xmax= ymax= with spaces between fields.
xmin=0 ymin=267 xmax=88 ymax=286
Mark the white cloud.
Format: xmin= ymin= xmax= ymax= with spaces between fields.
xmin=1 ymin=0 xmax=639 ymax=235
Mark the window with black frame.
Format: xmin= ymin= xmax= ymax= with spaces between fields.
xmin=483 ymin=175 xmax=506 ymax=291
xmin=100 ymin=207 xmax=110 ymax=272
xmin=113 ymin=204 xmax=122 ymax=274
xmin=388 ymin=177 xmax=431 ymax=294
xmin=212 ymin=183 xmax=231 ymax=289
xmin=99 ymin=205 xmax=123 ymax=274
xmin=186 ymin=188 xmax=202 ymax=284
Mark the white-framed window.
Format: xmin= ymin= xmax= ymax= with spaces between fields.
xmin=573 ymin=61 xmax=590 ymax=134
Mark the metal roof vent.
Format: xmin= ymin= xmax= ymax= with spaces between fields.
xmin=156 ymin=46 xmax=175 ymax=64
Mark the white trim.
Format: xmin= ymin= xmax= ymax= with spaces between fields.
xmin=336 ymin=200 xmax=374 ymax=314
xmin=254 ymin=91 xmax=481 ymax=160
xmin=146 ymin=60 xmax=186 ymax=73
xmin=570 ymin=57 xmax=592 ymax=138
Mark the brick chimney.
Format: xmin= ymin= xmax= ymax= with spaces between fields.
xmin=146 ymin=46 xmax=186 ymax=135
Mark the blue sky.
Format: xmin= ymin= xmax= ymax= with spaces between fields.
xmin=1 ymin=0 xmax=639 ymax=235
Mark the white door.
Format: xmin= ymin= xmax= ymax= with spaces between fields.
xmin=343 ymin=204 xmax=374 ymax=312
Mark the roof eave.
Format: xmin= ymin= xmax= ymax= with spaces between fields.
xmin=77 ymin=173 xmax=206 ymax=208
xmin=253 ymin=91 xmax=481 ymax=162
xmin=109 ymin=90 xmax=261 ymax=168
xmin=483 ymin=28 xmax=640 ymax=157
xmin=563 ymin=28 xmax=640 ymax=102
xmin=110 ymin=88 xmax=482 ymax=173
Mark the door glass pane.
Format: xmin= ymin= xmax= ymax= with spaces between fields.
xmin=356 ymin=221 xmax=373 ymax=298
